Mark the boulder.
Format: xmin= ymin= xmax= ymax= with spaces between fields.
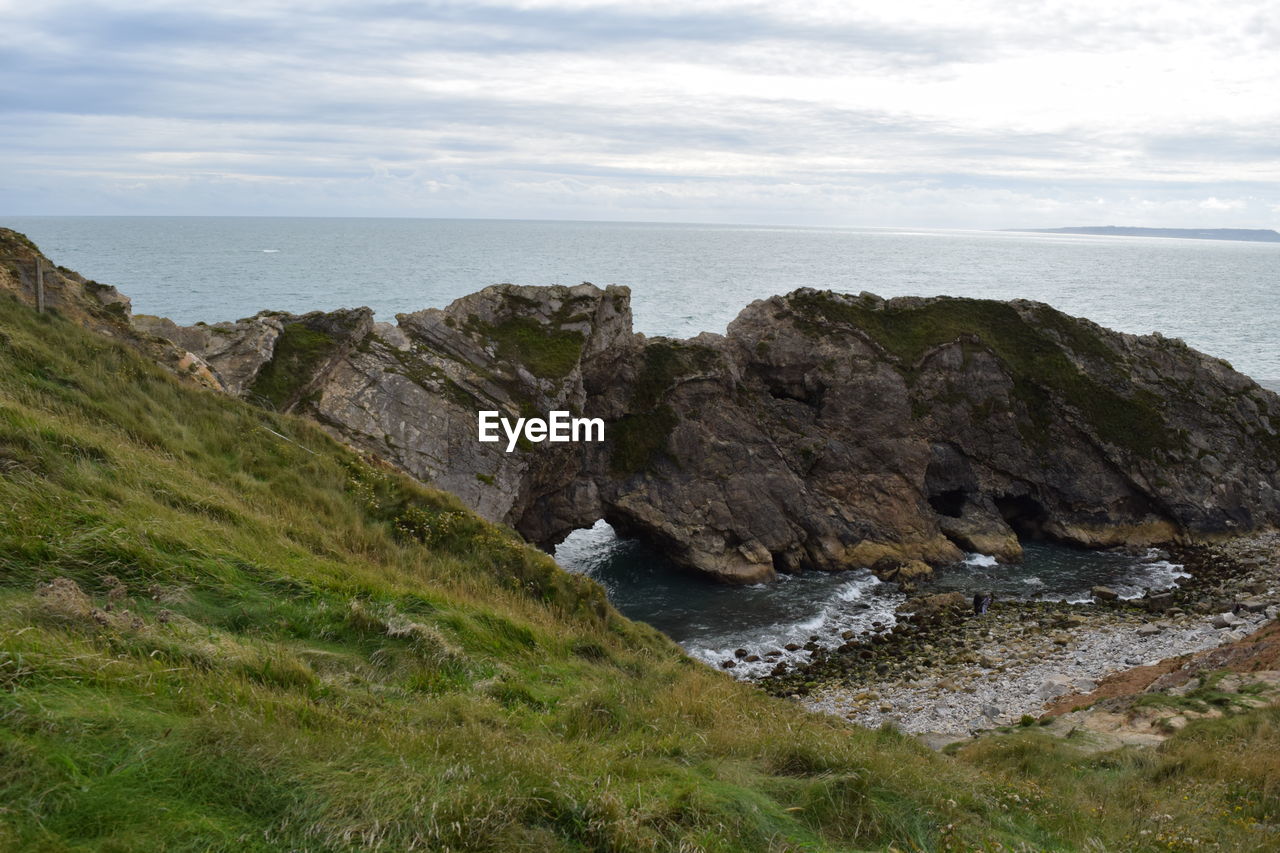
xmin=936 ymin=503 xmax=1023 ymax=562
xmin=1037 ymin=675 xmax=1073 ymax=700
xmin=870 ymin=557 xmax=934 ymax=583
xmin=898 ymin=592 xmax=970 ymax=622
xmin=1091 ymin=586 xmax=1120 ymax=602
xmin=1212 ymin=612 xmax=1245 ymax=629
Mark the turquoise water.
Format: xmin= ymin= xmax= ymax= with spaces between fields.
xmin=6 ymin=216 xmax=1255 ymax=667
xmin=7 ymin=216 xmax=1279 ymax=381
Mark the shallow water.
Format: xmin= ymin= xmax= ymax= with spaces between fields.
xmin=555 ymin=521 xmax=1188 ymax=678
xmin=930 ymin=545 xmax=1190 ymax=605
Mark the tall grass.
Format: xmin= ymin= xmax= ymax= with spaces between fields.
xmin=956 ymin=708 xmax=1280 ymax=851
xmin=1 ymin=295 xmax=1276 ymax=851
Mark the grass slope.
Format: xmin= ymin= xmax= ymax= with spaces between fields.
xmin=1 ymin=295 xmax=1277 ymax=851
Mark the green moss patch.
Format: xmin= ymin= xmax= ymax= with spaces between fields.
xmin=631 ymin=340 xmax=720 ymax=409
xmin=609 ymin=405 xmax=678 ymax=476
xmin=789 ymin=291 xmax=1175 ymax=459
xmin=603 ymin=341 xmax=720 ymax=475
xmin=248 ymin=322 xmax=339 ymax=410
xmin=474 ymin=317 xmax=584 ymax=380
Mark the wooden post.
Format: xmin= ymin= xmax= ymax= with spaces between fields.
xmin=35 ymin=258 xmax=45 ymax=313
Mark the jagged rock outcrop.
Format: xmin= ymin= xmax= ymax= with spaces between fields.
xmin=137 ymin=281 xmax=1280 ymax=585
xmin=6 ymin=228 xmax=1279 ymax=584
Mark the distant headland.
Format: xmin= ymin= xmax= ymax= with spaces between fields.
xmin=1012 ymin=226 xmax=1280 ymax=243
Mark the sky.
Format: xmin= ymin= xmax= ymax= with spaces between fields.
xmin=2 ymin=0 xmax=1278 ymax=228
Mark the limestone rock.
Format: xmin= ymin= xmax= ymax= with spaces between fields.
xmin=870 ymin=558 xmax=934 ymax=583
xmin=1037 ymin=674 xmax=1073 ymax=700
xmin=148 ymin=285 xmax=1280 ymax=585
xmin=1212 ymin=612 xmax=1245 ymax=629
xmin=11 ymin=225 xmax=1280 ymax=587
xmin=898 ymin=592 xmax=970 ymax=622
xmin=1091 ymin=586 xmax=1120 ymax=602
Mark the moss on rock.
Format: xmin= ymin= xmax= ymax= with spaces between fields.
xmin=609 ymin=405 xmax=678 ymax=476
xmin=789 ymin=291 xmax=1176 ymax=459
xmin=475 ymin=316 xmax=584 ymax=380
xmin=248 ymin=322 xmax=340 ymax=410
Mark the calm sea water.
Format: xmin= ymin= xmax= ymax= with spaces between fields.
xmin=8 ymin=216 xmax=1269 ymax=668
xmin=7 ymin=216 xmax=1278 ymax=380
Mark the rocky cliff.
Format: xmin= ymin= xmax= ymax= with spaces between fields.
xmin=5 ymin=228 xmax=1279 ymax=584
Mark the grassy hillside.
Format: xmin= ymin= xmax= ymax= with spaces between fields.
xmin=1 ymin=294 xmax=1277 ymax=851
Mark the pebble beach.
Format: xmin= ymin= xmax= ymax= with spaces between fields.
xmin=787 ymin=534 xmax=1280 ymax=736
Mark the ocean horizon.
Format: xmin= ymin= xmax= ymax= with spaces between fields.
xmin=8 ymin=215 xmax=1279 ymax=383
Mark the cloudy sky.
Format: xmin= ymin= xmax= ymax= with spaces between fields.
xmin=3 ymin=0 xmax=1278 ymax=227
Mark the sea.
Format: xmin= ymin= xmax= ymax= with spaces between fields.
xmin=8 ymin=215 xmax=1277 ymax=674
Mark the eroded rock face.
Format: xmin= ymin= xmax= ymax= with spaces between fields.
xmin=9 ymin=227 xmax=1277 ymax=586
xmin=135 ymin=278 xmax=1280 ymax=585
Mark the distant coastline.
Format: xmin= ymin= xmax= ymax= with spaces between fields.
xmin=1011 ymin=226 xmax=1280 ymax=243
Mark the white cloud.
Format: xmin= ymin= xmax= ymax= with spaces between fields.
xmin=1 ymin=1 xmax=1277 ymax=226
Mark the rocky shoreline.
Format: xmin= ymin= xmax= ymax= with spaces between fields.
xmin=762 ymin=533 xmax=1279 ymax=738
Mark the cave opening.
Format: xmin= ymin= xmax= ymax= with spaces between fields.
xmin=927 ymin=489 xmax=967 ymax=519
xmin=994 ymin=494 xmax=1048 ymax=539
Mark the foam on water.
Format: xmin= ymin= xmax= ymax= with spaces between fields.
xmin=554 ymin=521 xmax=902 ymax=678
xmin=933 ymin=544 xmax=1190 ymax=604
xmin=556 ymin=526 xmax=1192 ymax=680
xmin=682 ymin=572 xmax=901 ymax=678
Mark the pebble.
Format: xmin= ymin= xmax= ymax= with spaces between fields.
xmin=799 ymin=532 xmax=1279 ymax=735
xmin=1212 ymin=612 xmax=1245 ymax=629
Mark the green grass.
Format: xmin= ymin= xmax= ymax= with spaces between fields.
xmin=0 ymin=296 xmax=1052 ymax=851
xmin=4 ymin=293 xmax=1279 ymax=852
xmin=1131 ymin=671 xmax=1271 ymax=715
xmin=956 ymin=708 xmax=1280 ymax=851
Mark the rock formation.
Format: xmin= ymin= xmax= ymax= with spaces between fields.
xmin=5 ymin=228 xmax=1279 ymax=584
